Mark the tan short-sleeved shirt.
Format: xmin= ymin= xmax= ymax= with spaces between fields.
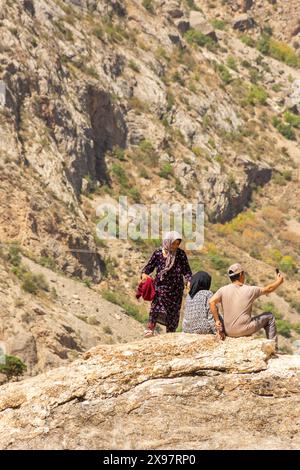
xmin=211 ymin=283 xmax=263 ymax=337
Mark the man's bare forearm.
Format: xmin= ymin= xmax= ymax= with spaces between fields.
xmin=262 ymin=274 xmax=284 ymax=295
xmin=209 ymin=301 xmax=220 ymax=323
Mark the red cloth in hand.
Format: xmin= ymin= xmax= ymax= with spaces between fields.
xmin=136 ymin=277 xmax=156 ymax=301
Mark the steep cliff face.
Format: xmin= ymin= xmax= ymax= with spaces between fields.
xmin=1 ymin=0 xmax=299 ymax=249
xmin=0 ymin=334 xmax=299 ymax=450
xmin=0 ymin=0 xmax=300 ymax=369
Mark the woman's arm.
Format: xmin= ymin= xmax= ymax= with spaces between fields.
xmin=141 ymin=250 xmax=158 ymax=279
xmin=181 ymin=250 xmax=192 ymax=284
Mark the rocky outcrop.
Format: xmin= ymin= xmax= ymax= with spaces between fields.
xmin=189 ymin=10 xmax=218 ymax=41
xmin=285 ymin=79 xmax=300 ymax=114
xmin=189 ymin=10 xmax=206 ymax=30
xmin=174 ymin=17 xmax=190 ymax=35
xmin=232 ymin=14 xmax=255 ymax=31
xmin=201 ymin=157 xmax=272 ymax=223
xmin=0 ymin=334 xmax=300 ymax=450
xmin=241 ymin=0 xmax=253 ymax=12
xmin=163 ymin=1 xmax=184 ymax=19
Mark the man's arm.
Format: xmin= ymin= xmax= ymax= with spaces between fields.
xmin=209 ymin=296 xmax=221 ymax=324
xmin=209 ymin=295 xmax=225 ymax=340
xmin=261 ymin=273 xmax=284 ymax=295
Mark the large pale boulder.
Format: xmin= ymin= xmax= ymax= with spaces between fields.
xmin=189 ymin=10 xmax=206 ymax=29
xmin=2 ymin=334 xmax=297 ymax=450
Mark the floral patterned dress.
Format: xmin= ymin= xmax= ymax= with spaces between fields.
xmin=142 ymin=248 xmax=192 ymax=332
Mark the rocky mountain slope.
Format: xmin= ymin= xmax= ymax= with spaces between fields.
xmin=0 ymin=247 xmax=144 ymax=380
xmin=0 ymin=0 xmax=300 ymax=372
xmin=0 ymin=334 xmax=300 ymax=450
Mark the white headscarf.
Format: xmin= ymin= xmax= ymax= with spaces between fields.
xmin=160 ymin=231 xmax=182 ymax=279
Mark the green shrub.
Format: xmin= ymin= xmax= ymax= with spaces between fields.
xmin=129 ymin=139 xmax=158 ymax=167
xmin=166 ymin=91 xmax=175 ymax=111
xmin=11 ymin=262 xmax=49 ymax=295
xmin=226 ymin=55 xmax=238 ymax=71
xmin=139 ymin=139 xmax=153 ymax=152
xmin=272 ymin=83 xmax=282 ymax=92
xmin=83 ymin=174 xmax=98 ymax=194
xmin=142 ymin=0 xmax=154 ymax=14
xmin=128 ymin=96 xmax=149 ymax=113
xmin=293 ymin=323 xmax=300 ymax=334
xmin=128 ymin=187 xmax=141 ymax=202
xmin=155 ymin=46 xmax=168 ymax=61
xmin=94 ymin=235 xmax=107 ymax=248
xmin=39 ymin=256 xmax=56 ymax=271
xmin=0 ymin=355 xmax=27 ymax=381
xmin=269 ymin=39 xmax=300 ymax=68
xmin=103 ymin=21 xmax=129 ymax=43
xmin=240 ymin=35 xmax=255 ymax=47
xmin=284 ymin=111 xmax=300 ymax=128
xmin=185 ymin=29 xmax=214 ymax=48
xmin=273 ymin=173 xmax=288 ymax=186
xmin=250 ymin=248 xmax=262 ymax=260
xmin=241 ymin=59 xmax=251 ymax=68
xmin=279 ymin=256 xmax=298 ymax=274
xmin=281 ymin=170 xmax=292 ymax=181
xmin=111 ymin=164 xmax=128 ymax=187
xmin=22 ymin=272 xmax=49 ymax=294
xmin=172 ymin=71 xmax=185 ymax=86
xmin=272 ymin=117 xmax=296 ymax=140
xmin=8 ymin=244 xmax=22 ymax=267
xmin=208 ymin=252 xmax=229 ymax=274
xmin=217 ymin=64 xmax=232 ymax=84
xmin=262 ymin=25 xmax=273 ymax=36
xmin=247 ymin=85 xmax=268 ymax=105
xmin=257 ymin=34 xmax=300 ymax=68
xmin=261 ymin=302 xmax=282 ymax=320
xmin=185 ymin=0 xmax=201 ymax=11
xmin=112 ymin=146 xmax=126 ymax=161
xmin=84 ymin=279 xmax=92 ymax=288
xmin=128 ymin=60 xmax=140 ymax=73
xmin=175 ymin=178 xmax=185 ymax=195
xmin=249 ymin=68 xmax=261 ymax=84
xmin=257 ymin=34 xmax=270 ymax=55
xmin=158 ymin=163 xmax=173 ymax=179
xmin=211 ymin=19 xmax=226 ymax=30
xmin=276 ymin=319 xmax=292 ymax=338
xmin=189 ymin=258 xmax=202 ymax=274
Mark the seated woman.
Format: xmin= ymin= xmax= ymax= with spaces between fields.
xmin=183 ymin=271 xmax=224 ymax=337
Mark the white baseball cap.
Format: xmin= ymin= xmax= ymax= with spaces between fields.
xmin=228 ymin=263 xmax=244 ymax=277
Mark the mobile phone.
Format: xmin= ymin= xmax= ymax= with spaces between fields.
xmin=276 ymin=268 xmax=280 ymax=275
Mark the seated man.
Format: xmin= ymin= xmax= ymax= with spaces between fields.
xmin=209 ymin=263 xmax=284 ymax=348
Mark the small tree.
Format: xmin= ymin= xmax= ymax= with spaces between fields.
xmin=0 ymin=355 xmax=27 ymax=381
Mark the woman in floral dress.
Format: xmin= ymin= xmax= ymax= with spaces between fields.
xmin=141 ymin=231 xmax=192 ymax=337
